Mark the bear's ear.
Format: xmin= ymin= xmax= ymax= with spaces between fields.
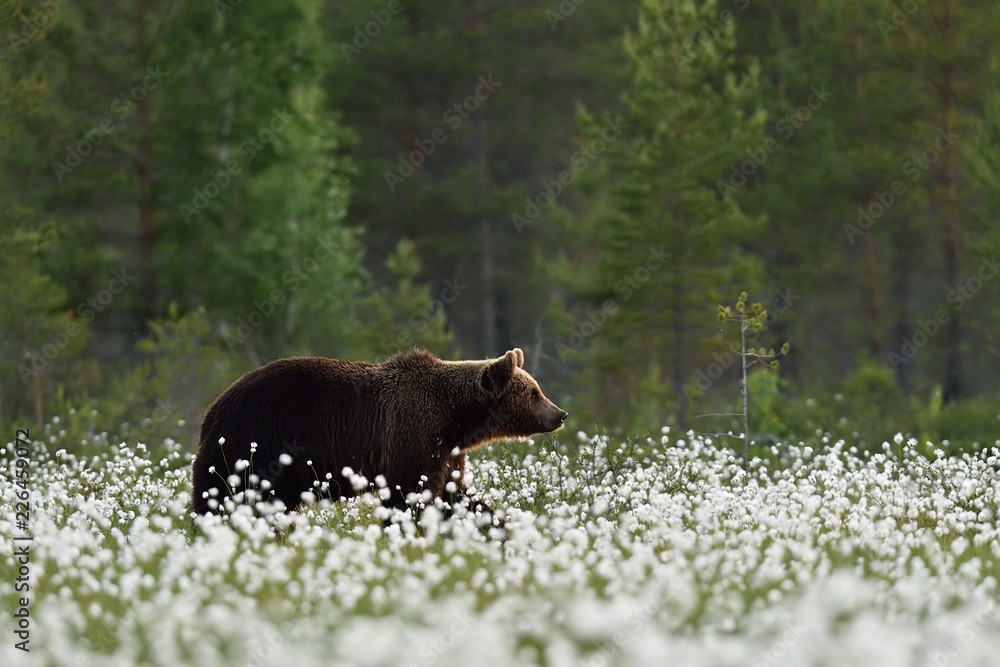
xmin=482 ymin=350 xmax=518 ymax=394
xmin=511 ymin=348 xmax=524 ymax=368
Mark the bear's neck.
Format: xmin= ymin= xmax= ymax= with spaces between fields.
xmin=416 ymin=362 xmax=497 ymax=451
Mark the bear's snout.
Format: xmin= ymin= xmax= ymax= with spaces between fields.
xmin=540 ymin=405 xmax=568 ymax=432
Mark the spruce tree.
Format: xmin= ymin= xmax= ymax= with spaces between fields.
xmin=558 ymin=0 xmax=766 ymax=429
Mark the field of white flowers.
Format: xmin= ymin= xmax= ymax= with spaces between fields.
xmin=3 ymin=424 xmax=1000 ymax=667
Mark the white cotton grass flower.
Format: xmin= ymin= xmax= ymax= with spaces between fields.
xmin=350 ymin=473 xmax=369 ymax=492
xmin=16 ymin=425 xmax=1000 ymax=664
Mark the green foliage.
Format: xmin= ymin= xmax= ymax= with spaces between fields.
xmin=838 ymin=355 xmax=911 ymax=450
xmin=0 ymin=0 xmax=50 ymax=143
xmin=627 ymin=361 xmax=675 ymax=436
xmin=746 ymin=370 xmax=787 ymax=438
xmin=82 ymin=307 xmax=237 ymax=454
xmin=350 ymin=239 xmax=455 ymax=361
xmin=0 ymin=0 xmax=459 ymax=435
xmin=149 ymin=1 xmax=364 ymax=363
xmin=968 ymin=78 xmax=1000 ymax=212
xmin=4 ymin=0 xmax=1000 ymax=443
xmin=556 ymin=0 xmax=767 ymax=430
xmin=323 ymin=0 xmax=633 ymax=358
xmin=914 ymin=384 xmax=944 ymax=444
xmin=0 ymin=225 xmax=92 ymax=428
xmin=918 ymin=396 xmax=1000 ymax=456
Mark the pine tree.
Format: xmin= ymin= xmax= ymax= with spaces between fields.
xmin=745 ymin=0 xmax=924 ymax=392
xmin=11 ymin=0 xmax=371 ymax=365
xmin=0 ymin=227 xmax=90 ymax=428
xmin=895 ymin=0 xmax=1000 ymax=401
xmin=735 ymin=0 xmax=1000 ymax=402
xmin=0 ymin=0 xmax=449 ymax=432
xmin=558 ymin=0 xmax=766 ymax=429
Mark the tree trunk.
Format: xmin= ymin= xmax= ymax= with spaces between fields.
xmin=937 ymin=3 xmax=962 ymax=402
xmin=137 ymin=96 xmax=156 ymax=324
xmin=889 ymin=220 xmax=915 ymax=392
xmin=469 ymin=0 xmax=497 ymax=356
xmin=481 ymin=218 xmax=498 ymax=356
xmin=135 ymin=0 xmax=156 ymax=325
xmin=853 ymin=24 xmax=885 ymax=361
xmin=740 ymin=318 xmax=749 ymax=471
xmin=32 ymin=371 xmax=43 ymax=428
xmin=860 ymin=205 xmax=884 ymax=359
xmin=672 ymin=279 xmax=687 ymax=428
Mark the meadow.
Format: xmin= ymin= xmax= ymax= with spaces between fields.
xmin=3 ymin=421 xmax=1000 ymax=666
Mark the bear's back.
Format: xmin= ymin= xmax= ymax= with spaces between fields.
xmin=192 ymin=357 xmax=384 ymax=512
xmin=202 ymin=357 xmax=378 ymax=436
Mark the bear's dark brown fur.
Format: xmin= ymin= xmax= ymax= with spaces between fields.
xmin=190 ymin=348 xmax=567 ymax=517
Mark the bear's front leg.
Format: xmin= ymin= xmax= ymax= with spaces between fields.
xmin=442 ymin=453 xmax=506 ymax=535
xmin=378 ymin=453 xmax=443 ymax=520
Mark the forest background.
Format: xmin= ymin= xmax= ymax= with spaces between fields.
xmin=3 ymin=0 xmax=1000 ymax=455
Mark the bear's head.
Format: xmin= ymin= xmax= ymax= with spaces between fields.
xmin=479 ymin=348 xmax=568 ymax=440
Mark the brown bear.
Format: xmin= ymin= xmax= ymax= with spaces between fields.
xmin=190 ymin=348 xmax=567 ymax=520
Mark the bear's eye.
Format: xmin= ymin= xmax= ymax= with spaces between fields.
xmin=531 ymin=387 xmax=541 ymax=398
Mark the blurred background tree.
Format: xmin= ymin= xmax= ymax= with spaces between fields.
xmin=2 ymin=0 xmax=1000 ymax=453
xmin=552 ymin=0 xmax=767 ymax=430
